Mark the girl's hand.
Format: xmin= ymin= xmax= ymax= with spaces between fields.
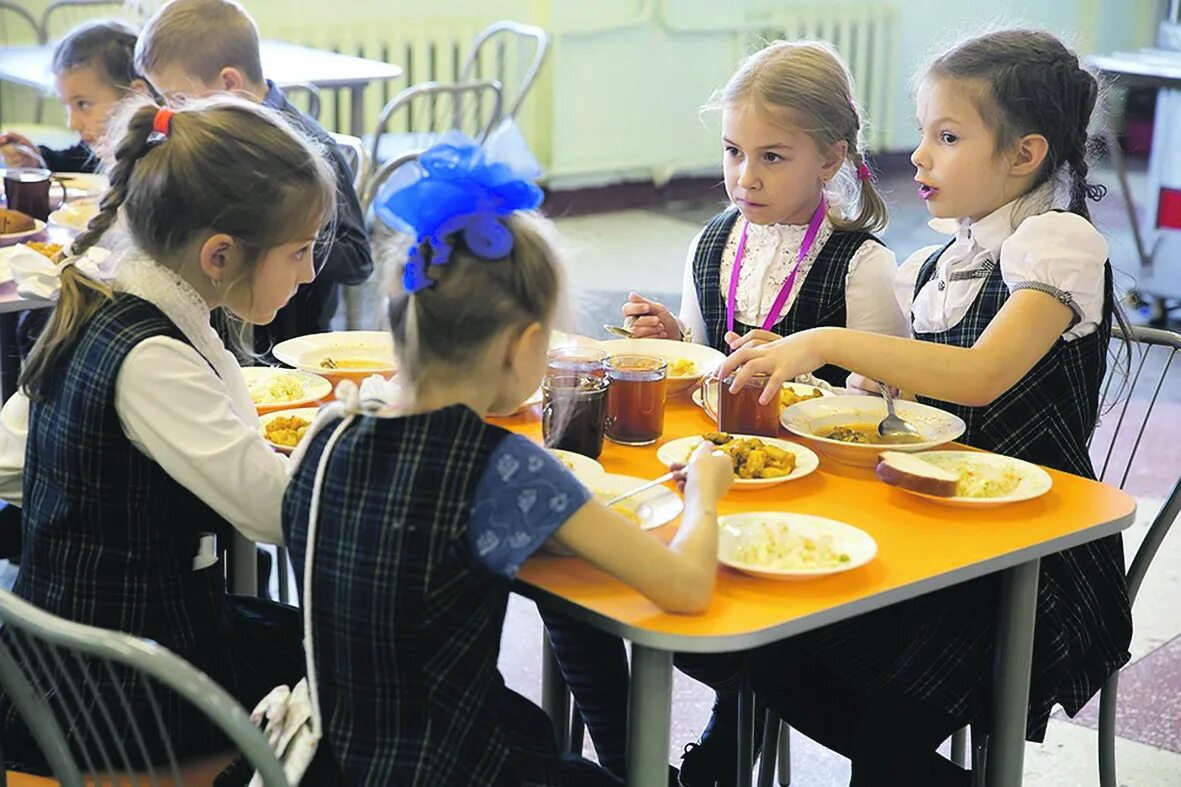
xmin=717 ymin=330 xmax=828 ymax=405
xmin=0 ymin=132 xmax=42 ymax=167
xmin=726 ymin=329 xmax=780 ymax=351
xmin=682 ymin=441 xmax=733 ymax=507
xmin=621 ymin=292 xmax=681 ymax=340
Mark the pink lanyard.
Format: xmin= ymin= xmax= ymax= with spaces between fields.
xmin=726 ymin=198 xmax=827 ymax=334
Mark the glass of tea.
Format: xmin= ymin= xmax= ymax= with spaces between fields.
xmin=546 ymin=347 xmax=607 ymax=379
xmin=717 ymin=373 xmax=780 ymax=437
xmin=3 ymin=168 xmax=61 ymax=222
xmin=542 ymin=374 xmax=609 ymax=459
xmin=604 ymin=354 xmax=667 ymax=446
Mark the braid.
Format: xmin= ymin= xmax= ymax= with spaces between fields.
xmin=71 ymin=104 xmax=160 ymax=256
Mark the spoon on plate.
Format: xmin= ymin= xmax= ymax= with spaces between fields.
xmin=877 ymin=382 xmax=922 ymax=441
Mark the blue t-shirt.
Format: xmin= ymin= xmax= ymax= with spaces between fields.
xmin=468 ymin=435 xmax=592 ymax=578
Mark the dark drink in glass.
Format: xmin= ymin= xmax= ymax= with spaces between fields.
xmin=604 ymin=354 xmax=667 ymax=446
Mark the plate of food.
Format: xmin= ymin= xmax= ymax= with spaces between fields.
xmin=589 ymin=472 xmax=683 ymax=530
xmin=0 ymin=210 xmax=46 ymax=247
xmin=241 ymin=366 xmax=333 ymax=414
xmin=781 ymin=395 xmax=966 ymax=468
xmin=47 ymin=197 xmax=100 ymax=233
xmin=876 ymin=450 xmax=1053 ymax=507
xmin=259 ymin=407 xmax=321 ymax=454
xmin=550 ymin=449 xmax=605 ymax=482
xmin=656 ymin=432 xmax=819 ymax=489
xmin=718 ymin=512 xmax=877 ymax=580
xmin=597 ymin=338 xmax=725 ymax=395
xmin=273 ymin=331 xmax=396 ymax=386
xmin=52 ymin=172 xmax=108 ymax=203
xmin=693 ymin=380 xmax=831 ymax=421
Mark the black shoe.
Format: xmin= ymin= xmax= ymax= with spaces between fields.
xmin=679 ymin=741 xmax=727 ymax=787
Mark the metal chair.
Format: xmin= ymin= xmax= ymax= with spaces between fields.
xmin=458 ymin=21 xmax=549 ymax=128
xmin=366 ymin=79 xmax=502 ymax=167
xmin=0 ymin=589 xmax=288 ymax=786
xmin=39 ymin=0 xmax=137 ymax=41
xmin=357 ymin=151 xmax=423 ymax=332
xmin=0 ymin=1 xmax=47 ymax=126
xmin=282 ymin=82 xmax=322 ymax=123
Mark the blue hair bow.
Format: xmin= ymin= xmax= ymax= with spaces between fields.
xmin=374 ymin=135 xmax=545 ymax=294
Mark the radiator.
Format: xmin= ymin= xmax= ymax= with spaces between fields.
xmin=748 ymin=3 xmax=900 ymax=151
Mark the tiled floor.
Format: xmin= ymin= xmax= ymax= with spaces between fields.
xmin=491 ymin=158 xmax=1181 ymax=785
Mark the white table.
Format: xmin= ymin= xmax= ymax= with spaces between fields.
xmin=0 ymin=40 xmax=403 ymax=137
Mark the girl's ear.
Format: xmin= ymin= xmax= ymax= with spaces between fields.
xmin=1010 ymin=133 xmax=1049 ymax=178
xmin=820 ymin=139 xmax=849 ymax=182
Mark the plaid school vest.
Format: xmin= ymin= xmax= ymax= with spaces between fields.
xmin=16 ymin=294 xmax=231 ymax=649
xmin=911 ymin=242 xmax=1131 ymax=734
xmin=283 ymin=406 xmax=566 ymax=786
xmin=692 ymin=207 xmax=882 ymax=387
xmin=2 ymin=294 xmax=235 ymax=770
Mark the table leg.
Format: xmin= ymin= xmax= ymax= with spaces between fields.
xmin=230 ymin=531 xmax=258 ymax=595
xmin=627 ymin=645 xmax=673 ymax=787
xmin=541 ymin=631 xmax=572 ymax=751
xmin=737 ymin=682 xmax=754 ymax=787
xmin=987 ymin=559 xmax=1040 ymax=787
xmin=0 ymin=311 xmax=21 ymax=403
xmin=350 ymin=85 xmax=367 ymax=138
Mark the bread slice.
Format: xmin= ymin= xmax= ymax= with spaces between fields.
xmin=876 ymin=451 xmax=959 ymax=497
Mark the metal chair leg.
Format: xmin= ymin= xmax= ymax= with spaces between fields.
xmin=1098 ymin=672 xmax=1120 ymax=787
xmin=737 ymin=684 xmax=754 ymax=787
xmin=756 ymin=708 xmax=779 ymax=787
xmin=777 ymin=721 xmax=791 ymax=786
xmin=951 ymin=726 xmax=968 ymax=767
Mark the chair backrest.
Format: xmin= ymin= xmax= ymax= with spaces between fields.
xmin=281 ymin=82 xmax=322 ymax=123
xmin=362 ymin=149 xmax=422 ymax=216
xmin=330 ymin=132 xmax=370 ymax=196
xmin=0 ymin=1 xmax=45 ymax=43
xmin=0 ymin=589 xmax=289 ymax=786
xmin=366 ymin=79 xmax=502 ymax=168
xmin=40 ymin=0 xmax=138 ymax=41
xmin=458 ymin=21 xmax=549 ymax=125
xmin=1089 ymin=325 xmax=1181 ymax=604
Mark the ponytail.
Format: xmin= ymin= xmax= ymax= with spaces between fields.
xmin=20 ymin=104 xmax=160 ymax=401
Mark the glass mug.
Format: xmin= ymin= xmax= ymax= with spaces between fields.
xmin=546 ymin=346 xmax=607 ymax=379
xmin=604 ymin=354 xmax=667 ymax=446
xmin=714 ymin=373 xmax=780 ymax=437
xmin=542 ymin=374 xmax=609 ymax=459
xmin=3 ymin=168 xmax=64 ymax=222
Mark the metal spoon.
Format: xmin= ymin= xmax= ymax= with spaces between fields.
xmin=602 ymin=323 xmax=637 ymax=339
xmin=604 ymin=471 xmax=676 ymax=508
xmin=877 ymin=382 xmax=922 ymax=441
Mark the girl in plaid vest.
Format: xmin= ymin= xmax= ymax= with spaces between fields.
xmin=622 ymin=40 xmax=907 ymax=388
xmin=715 ymin=29 xmax=1133 ymax=786
xmin=546 ymin=41 xmax=910 ymax=784
xmin=281 ymin=139 xmax=733 ymax=786
xmin=0 ymin=96 xmax=336 ymax=770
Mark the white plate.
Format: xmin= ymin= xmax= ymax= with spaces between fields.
xmin=240 ymin=366 xmax=332 ymax=412
xmin=0 ymin=219 xmax=46 ymax=247
xmin=597 ymin=338 xmax=726 ymax=395
xmin=47 ymin=198 xmax=99 ymax=232
xmin=880 ymin=450 xmax=1053 ymax=507
xmin=692 ymin=381 xmax=833 ymax=421
xmin=272 ymin=330 xmax=394 ymax=368
xmin=656 ymin=434 xmax=819 ymax=489
xmin=781 ymin=395 xmax=966 ymax=468
xmin=718 ymin=512 xmax=877 ymax=580
xmin=589 ymin=472 xmax=683 ymax=530
xmin=54 ymin=172 xmax=108 ymax=199
xmin=258 ymin=407 xmax=321 ymax=455
xmin=550 ymin=449 xmax=605 ymax=482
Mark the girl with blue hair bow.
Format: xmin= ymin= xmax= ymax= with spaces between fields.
xmin=279 ymin=139 xmax=734 ymax=785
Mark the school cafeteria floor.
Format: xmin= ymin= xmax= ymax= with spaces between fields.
xmin=492 ymin=157 xmax=1181 ymax=785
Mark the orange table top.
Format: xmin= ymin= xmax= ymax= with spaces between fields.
xmin=503 ymin=395 xmax=1137 ymax=653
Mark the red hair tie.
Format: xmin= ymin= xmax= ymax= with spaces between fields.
xmin=856 ymin=162 xmax=872 ymax=182
xmin=153 ymin=107 xmax=175 ymax=138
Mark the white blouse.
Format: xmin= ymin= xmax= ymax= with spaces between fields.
xmin=894 ymin=200 xmax=1109 ymax=342
xmin=0 ymin=249 xmax=288 ymax=544
xmin=678 ymin=215 xmax=909 ymax=342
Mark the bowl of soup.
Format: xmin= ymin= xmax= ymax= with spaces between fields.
xmin=273 ymin=331 xmax=397 ymax=387
xmin=780 ymin=395 xmax=966 ymax=467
